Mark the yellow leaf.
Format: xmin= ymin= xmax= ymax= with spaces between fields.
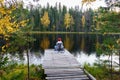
xmin=2 ymin=45 xmax=6 ymax=52
xmin=116 ymin=39 xmax=120 ymax=45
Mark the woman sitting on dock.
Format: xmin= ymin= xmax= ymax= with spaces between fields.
xmin=54 ymin=38 xmax=64 ymax=51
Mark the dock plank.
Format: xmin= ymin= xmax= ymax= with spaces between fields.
xmin=43 ymin=49 xmax=94 ymax=80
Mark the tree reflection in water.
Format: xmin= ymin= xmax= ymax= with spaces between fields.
xmin=5 ymin=34 xmax=104 ymax=65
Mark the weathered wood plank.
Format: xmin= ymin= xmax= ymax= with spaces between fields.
xmin=47 ymin=78 xmax=89 ymax=80
xmin=43 ymin=50 xmax=81 ymax=68
xmin=47 ymin=73 xmax=85 ymax=77
xmin=43 ymin=49 xmax=94 ymax=80
xmin=45 ymin=69 xmax=84 ymax=75
xmin=46 ymin=75 xmax=89 ymax=79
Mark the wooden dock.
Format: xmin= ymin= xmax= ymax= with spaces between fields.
xmin=43 ymin=49 xmax=96 ymax=80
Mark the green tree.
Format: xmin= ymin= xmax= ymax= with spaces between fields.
xmin=0 ymin=1 xmax=35 ymax=80
xmin=32 ymin=9 xmax=40 ymax=31
xmin=94 ymin=2 xmax=120 ymax=79
xmin=0 ymin=0 xmax=30 ymax=53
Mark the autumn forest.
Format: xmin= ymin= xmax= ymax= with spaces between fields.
xmin=0 ymin=0 xmax=120 ymax=80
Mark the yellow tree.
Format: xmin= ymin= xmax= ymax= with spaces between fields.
xmin=0 ymin=1 xmax=32 ymax=80
xmin=81 ymin=15 xmax=85 ymax=26
xmin=0 ymin=1 xmax=28 ymax=36
xmin=81 ymin=0 xmax=96 ymax=11
xmin=64 ymin=13 xmax=74 ymax=30
xmin=41 ymin=11 xmax=50 ymax=30
xmin=0 ymin=0 xmax=29 ymax=53
xmin=82 ymin=0 xmax=96 ymax=5
xmin=81 ymin=15 xmax=85 ymax=30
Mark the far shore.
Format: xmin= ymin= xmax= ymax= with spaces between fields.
xmin=29 ymin=31 xmax=120 ymax=35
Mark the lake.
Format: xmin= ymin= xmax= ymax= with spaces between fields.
xmin=6 ymin=34 xmax=119 ymax=66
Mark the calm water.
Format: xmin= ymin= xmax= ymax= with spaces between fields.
xmin=7 ymin=34 xmax=118 ymax=66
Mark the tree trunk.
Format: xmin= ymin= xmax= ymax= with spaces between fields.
xmin=119 ymin=50 xmax=120 ymax=78
xmin=119 ymin=50 xmax=120 ymax=69
xmin=110 ymin=53 xmax=113 ymax=80
xmin=27 ymin=49 xmax=30 ymax=80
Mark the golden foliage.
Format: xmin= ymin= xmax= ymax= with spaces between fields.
xmin=2 ymin=45 xmax=6 ymax=52
xmin=64 ymin=36 xmax=73 ymax=51
xmin=64 ymin=13 xmax=71 ymax=28
xmin=96 ymin=22 xmax=101 ymax=30
xmin=40 ymin=37 xmax=50 ymax=49
xmin=0 ymin=0 xmax=28 ymax=52
xmin=96 ymin=41 xmax=100 ymax=49
xmin=0 ymin=3 xmax=28 ymax=36
xmin=82 ymin=0 xmax=96 ymax=5
xmin=108 ymin=45 xmax=114 ymax=50
xmin=116 ymin=38 xmax=120 ymax=45
xmin=81 ymin=15 xmax=85 ymax=27
xmin=41 ymin=11 xmax=50 ymax=27
xmin=64 ymin=13 xmax=74 ymax=29
xmin=81 ymin=36 xmax=85 ymax=51
xmin=0 ymin=0 xmax=3 ymax=3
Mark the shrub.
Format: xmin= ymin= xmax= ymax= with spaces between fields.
xmin=0 ymin=64 xmax=45 ymax=80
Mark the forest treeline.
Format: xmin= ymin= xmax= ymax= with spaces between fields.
xmin=0 ymin=0 xmax=120 ymax=80
xmin=18 ymin=2 xmax=95 ymax=32
xmin=22 ymin=1 xmax=120 ymax=32
xmin=1 ymin=0 xmax=119 ymax=33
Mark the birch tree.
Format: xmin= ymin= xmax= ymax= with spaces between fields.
xmin=64 ymin=13 xmax=74 ymax=31
xmin=0 ymin=0 xmax=28 ymax=52
xmin=41 ymin=11 xmax=50 ymax=30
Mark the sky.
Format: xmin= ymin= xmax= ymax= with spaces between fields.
xmin=23 ymin=0 xmax=107 ymax=10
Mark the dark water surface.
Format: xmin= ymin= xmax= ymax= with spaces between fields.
xmin=6 ymin=34 xmax=108 ymax=65
xmin=31 ymin=34 xmax=103 ymax=65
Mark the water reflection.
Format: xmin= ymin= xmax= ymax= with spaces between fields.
xmin=64 ymin=35 xmax=74 ymax=51
xmin=32 ymin=34 xmax=102 ymax=54
xmin=40 ymin=37 xmax=50 ymax=49
xmin=75 ymin=51 xmax=97 ymax=66
xmin=6 ymin=34 xmax=105 ymax=65
xmin=30 ymin=34 xmax=102 ymax=65
xmin=5 ymin=50 xmax=44 ymax=65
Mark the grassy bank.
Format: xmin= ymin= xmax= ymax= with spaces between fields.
xmin=0 ymin=64 xmax=45 ymax=80
xmin=84 ymin=63 xmax=120 ymax=80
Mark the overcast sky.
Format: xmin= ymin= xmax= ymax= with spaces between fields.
xmin=23 ymin=0 xmax=107 ymax=10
